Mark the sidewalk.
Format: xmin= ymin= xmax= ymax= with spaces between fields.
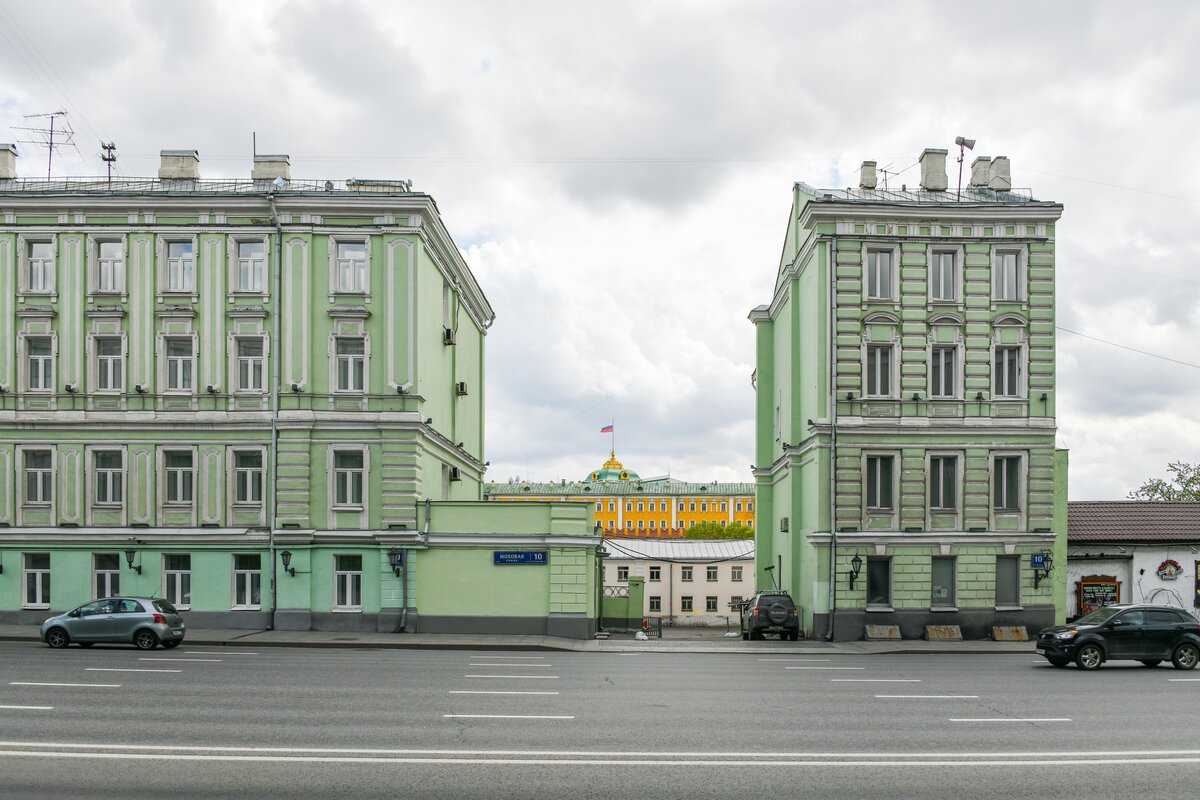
xmin=0 ymin=622 xmax=1036 ymax=655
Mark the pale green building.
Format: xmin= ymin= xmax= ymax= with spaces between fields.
xmin=750 ymin=149 xmax=1068 ymax=640
xmin=0 ymin=145 xmax=599 ymax=638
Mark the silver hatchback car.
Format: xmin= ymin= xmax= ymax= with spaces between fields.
xmin=41 ymin=596 xmax=186 ymax=650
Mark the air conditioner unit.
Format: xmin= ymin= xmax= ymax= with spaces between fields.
xmin=442 ymin=327 xmax=456 ymax=345
xmin=449 ymin=466 xmax=462 ymax=481
xmin=455 ymin=381 xmax=468 ymax=396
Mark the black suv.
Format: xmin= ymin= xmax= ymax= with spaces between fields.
xmin=1036 ymin=604 xmax=1200 ymax=670
xmin=741 ymin=591 xmax=800 ymax=640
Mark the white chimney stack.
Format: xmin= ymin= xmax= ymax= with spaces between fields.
xmin=859 ymin=161 xmax=878 ymax=190
xmin=969 ymin=156 xmax=991 ymax=187
xmin=0 ymin=143 xmax=16 ymax=179
xmin=988 ymin=156 xmax=1012 ymax=192
xmin=919 ymin=148 xmax=948 ymax=191
xmin=159 ymin=150 xmax=200 ymax=180
xmin=252 ymin=154 xmax=291 ymax=182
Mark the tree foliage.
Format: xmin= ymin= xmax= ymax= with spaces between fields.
xmin=683 ymin=521 xmax=754 ymax=540
xmin=1128 ymin=461 xmax=1200 ymax=501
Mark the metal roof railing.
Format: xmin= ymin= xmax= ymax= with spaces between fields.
xmin=0 ymin=177 xmax=415 ymax=195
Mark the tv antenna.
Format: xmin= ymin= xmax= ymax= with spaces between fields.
xmin=954 ymin=136 xmax=976 ymax=199
xmin=12 ymin=110 xmax=76 ymax=179
xmin=100 ymin=141 xmax=117 ymax=185
xmin=877 ymin=163 xmax=895 ymax=192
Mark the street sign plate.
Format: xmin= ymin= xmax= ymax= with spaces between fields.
xmin=493 ymin=550 xmax=548 ymax=565
xmin=1030 ymin=553 xmax=1046 ymax=568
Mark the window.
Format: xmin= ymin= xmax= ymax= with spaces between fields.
xmin=866 ymin=345 xmax=892 ymax=397
xmin=335 ymin=338 xmax=365 ymax=392
xmin=334 ymin=554 xmax=363 ymax=610
xmin=866 ymin=249 xmax=894 ymax=300
xmin=165 ymin=339 xmax=194 ymax=391
xmin=649 ymin=566 xmax=661 ymax=582
xmin=94 ymin=553 xmax=120 ymax=598
xmin=237 ymin=241 xmax=266 ymax=293
xmin=678 ymin=501 xmax=685 ymax=512
xmin=595 ymin=501 xmax=602 ymax=512
xmin=993 ymin=455 xmax=1021 ymax=511
xmin=660 ymin=519 xmax=667 ymax=529
xmin=706 ymin=566 xmax=718 ymax=582
xmin=995 ymin=555 xmax=1020 ymax=606
xmin=706 ymin=596 xmax=719 ymax=612
xmin=732 ymin=566 xmax=743 ymax=582
xmin=334 ymin=451 xmax=365 ymax=506
xmin=731 ymin=595 xmax=743 ymax=607
xmin=649 ymin=520 xmax=656 ymax=530
xmin=689 ymin=501 xmax=696 ymax=512
xmin=166 ymin=241 xmax=195 ymax=292
xmin=94 ymin=337 xmax=123 ymax=391
xmin=335 ymin=242 xmax=367 ymax=293
xmin=930 ymin=346 xmax=956 ymax=398
xmin=23 ymin=553 xmax=51 ymax=608
xmin=237 ymin=339 xmax=265 ymax=391
xmin=866 ymin=558 xmax=891 ymax=607
xmin=233 ymin=554 xmax=261 ymax=608
xmin=625 ymin=520 xmax=632 ymax=529
xmin=866 ymin=455 xmax=894 ymax=510
xmin=27 ymin=241 xmax=55 ymax=292
xmin=96 ymin=241 xmax=124 ymax=293
xmin=163 ymin=554 xmax=192 ymax=607
xmin=929 ymin=456 xmax=957 ymax=511
xmin=637 ymin=501 xmax=644 ymax=512
xmin=931 ymin=251 xmax=957 ymax=301
xmin=720 ymin=502 xmax=727 ymax=512
xmin=748 ymin=501 xmax=753 ymax=512
xmin=700 ymin=501 xmax=708 ymax=512
xmin=994 ymin=251 xmax=1020 ymax=301
xmin=94 ymin=451 xmax=123 ymax=505
xmin=608 ymin=500 xmax=615 ymax=512
xmin=931 ymin=556 xmax=956 ymax=606
xmin=230 ymin=455 xmax=261 ymax=500
xmin=638 ymin=520 xmax=645 ymax=530
xmin=617 ymin=566 xmax=629 ymax=582
xmin=625 ymin=500 xmax=633 ymax=512
xmin=994 ymin=346 xmax=1022 ymax=397
xmin=736 ymin=500 xmax=743 ymax=512
xmin=23 ymin=450 xmax=52 ymax=504
xmin=681 ymin=596 xmax=694 ymax=612
xmin=649 ymin=596 xmax=661 ymax=612
xmin=681 ymin=566 xmax=693 ymax=582
xmin=26 ymin=337 xmax=53 ymax=391
xmin=164 ymin=451 xmax=194 ymax=504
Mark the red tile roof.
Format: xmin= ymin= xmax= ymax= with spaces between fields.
xmin=1069 ymin=501 xmax=1200 ymax=542
xmin=602 ymin=528 xmax=687 ymax=540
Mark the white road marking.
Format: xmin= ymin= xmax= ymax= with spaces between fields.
xmin=448 ymin=691 xmax=560 ymax=696
xmin=468 ymin=663 xmax=554 ymax=668
xmin=876 ymin=695 xmax=978 ymax=699
xmin=950 ymin=718 xmax=1070 ymax=723
xmin=465 ymin=675 xmax=558 ymax=679
xmin=85 ymin=668 xmax=182 ymax=673
xmin=758 ymin=659 xmax=831 ymax=662
xmin=182 ymin=652 xmax=259 ymax=656
xmin=443 ymin=715 xmax=574 ymax=720
xmin=785 ymin=667 xmax=865 ymax=670
xmin=0 ymin=706 xmax=54 ymax=711
xmin=463 ymin=656 xmax=545 ymax=660
xmin=1168 ymin=679 xmax=1200 ymax=682
xmin=138 ymin=658 xmax=222 ymax=663
xmin=9 ymin=682 xmax=121 ymax=688
xmin=832 ymin=679 xmax=920 ymax=683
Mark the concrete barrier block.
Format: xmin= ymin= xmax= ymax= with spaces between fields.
xmin=865 ymin=624 xmax=902 ymax=640
xmin=992 ymin=625 xmax=1029 ymax=641
xmin=926 ymin=624 xmax=963 ymax=641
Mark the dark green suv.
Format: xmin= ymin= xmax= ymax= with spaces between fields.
xmin=741 ymin=591 xmax=801 ymax=640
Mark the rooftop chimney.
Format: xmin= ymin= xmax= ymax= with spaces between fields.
xmin=159 ymin=150 xmax=200 ymax=180
xmin=969 ymin=156 xmax=991 ymax=187
xmin=859 ymin=161 xmax=878 ymax=190
xmin=919 ymin=148 xmax=948 ymax=191
xmin=987 ymin=156 xmax=1012 ymax=192
xmin=252 ymin=154 xmax=290 ymax=182
xmin=0 ymin=143 xmax=16 ymax=179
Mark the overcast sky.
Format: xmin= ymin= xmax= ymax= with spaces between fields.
xmin=2 ymin=1 xmax=1198 ymax=500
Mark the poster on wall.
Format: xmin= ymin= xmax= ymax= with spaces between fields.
xmin=1077 ymin=575 xmax=1120 ymax=616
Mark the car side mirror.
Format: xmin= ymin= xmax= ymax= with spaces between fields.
xmin=68 ymin=609 xmax=80 ymax=618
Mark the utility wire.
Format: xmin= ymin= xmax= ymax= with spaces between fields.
xmin=1057 ymin=326 xmax=1200 ymax=370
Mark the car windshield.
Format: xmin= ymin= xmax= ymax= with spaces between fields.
xmin=756 ymin=595 xmax=793 ymax=607
xmin=152 ymin=599 xmax=179 ymax=614
xmin=1074 ymin=606 xmax=1123 ymax=625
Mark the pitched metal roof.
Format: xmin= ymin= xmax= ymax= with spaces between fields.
xmin=602 ymin=537 xmax=755 ymax=562
xmin=795 ymin=182 xmax=1042 ymax=205
xmin=485 ymin=480 xmax=753 ymax=497
xmin=1068 ymin=501 xmax=1200 ymax=543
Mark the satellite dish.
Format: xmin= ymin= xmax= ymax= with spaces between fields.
xmin=272 ymin=176 xmax=286 ymax=189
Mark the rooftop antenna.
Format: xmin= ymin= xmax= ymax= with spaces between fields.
xmin=12 ymin=110 xmax=74 ymax=179
xmin=954 ymin=136 xmax=976 ymax=199
xmin=100 ymin=141 xmax=116 ymax=186
xmin=877 ymin=163 xmax=894 ymax=192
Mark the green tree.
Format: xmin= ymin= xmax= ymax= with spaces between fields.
xmin=683 ymin=521 xmax=754 ymax=539
xmin=1128 ymin=461 xmax=1200 ymax=501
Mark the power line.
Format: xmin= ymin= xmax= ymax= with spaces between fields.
xmin=1057 ymin=326 xmax=1200 ymax=370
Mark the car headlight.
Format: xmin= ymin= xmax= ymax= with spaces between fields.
xmin=1054 ymin=630 xmax=1079 ymax=640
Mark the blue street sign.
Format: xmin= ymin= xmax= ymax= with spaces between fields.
xmin=494 ymin=550 xmax=548 ymax=566
xmin=1030 ymin=553 xmax=1046 ymax=569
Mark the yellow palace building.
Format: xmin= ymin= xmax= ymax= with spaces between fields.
xmin=484 ymin=452 xmax=756 ymax=536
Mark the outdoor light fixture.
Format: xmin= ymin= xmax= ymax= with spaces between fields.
xmin=848 ymin=553 xmax=863 ymax=591
xmin=1032 ymin=551 xmax=1054 ymax=589
xmin=280 ymin=550 xmax=295 ymax=577
xmin=291 ymin=383 xmax=301 ymax=393
xmin=124 ymin=548 xmax=142 ymax=575
xmin=388 ymin=549 xmax=404 ymax=577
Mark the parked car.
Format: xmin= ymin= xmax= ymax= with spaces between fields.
xmin=41 ymin=597 xmax=186 ymax=650
xmin=741 ymin=591 xmax=801 ymax=640
xmin=1035 ymin=603 xmax=1200 ymax=670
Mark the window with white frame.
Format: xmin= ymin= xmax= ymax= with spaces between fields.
xmin=608 ymin=500 xmax=615 ymax=512
xmin=649 ymin=565 xmax=661 ymax=581
xmin=94 ymin=451 xmax=123 ymax=505
xmin=678 ymin=501 xmax=685 ymax=512
xmin=96 ymin=240 xmax=124 ymax=293
xmin=681 ymin=566 xmax=693 ymax=582
xmin=26 ymin=337 xmax=53 ymax=391
xmin=237 ymin=338 xmax=265 ymax=391
xmin=595 ymin=501 xmax=602 ymax=512
xmin=706 ymin=565 xmax=718 ymax=582
xmin=164 ymin=451 xmax=194 ymax=504
xmin=233 ymin=554 xmax=261 ymax=608
xmin=165 ymin=338 xmax=194 ymax=391
xmin=930 ymin=346 xmax=956 ymax=398
xmin=689 ymin=500 xmax=696 ymax=512
xmin=95 ymin=337 xmax=123 ymax=391
xmin=865 ymin=249 xmax=894 ymax=300
xmin=748 ymin=501 xmax=754 ymax=512
xmin=929 ymin=455 xmax=957 ymax=511
xmin=94 ymin=553 xmax=120 ymax=599
xmin=681 ymin=596 xmax=694 ymax=612
xmin=865 ymin=345 xmax=893 ymax=397
xmin=637 ymin=520 xmax=645 ymax=530
xmin=866 ymin=455 xmax=894 ymax=510
xmin=930 ymin=251 xmax=957 ymax=301
xmin=649 ymin=520 xmax=656 ymax=530
xmin=23 ymin=450 xmax=53 ymax=505
xmin=995 ymin=555 xmax=1020 ymax=606
xmin=625 ymin=500 xmax=633 ymax=512
xmin=166 ymin=241 xmax=195 ymax=293
xmin=334 ymin=554 xmax=363 ymax=610
xmin=660 ymin=519 xmax=667 ymax=529
xmin=994 ymin=346 xmax=1022 ymax=397
xmin=335 ymin=242 xmax=367 ymax=293
xmin=993 ymin=455 xmax=1022 ymax=512
xmin=333 ymin=450 xmax=365 ymax=506
xmin=236 ymin=241 xmax=266 ymax=293
xmin=993 ymin=250 xmax=1021 ymax=301
xmin=617 ymin=566 xmax=629 ymax=582
xmin=866 ymin=557 xmax=891 ymax=607
xmin=23 ymin=553 xmax=51 ymax=608
xmin=335 ymin=338 xmax=365 ymax=392
xmin=732 ymin=566 xmax=743 ymax=582
xmin=234 ymin=451 xmax=263 ymax=504
xmin=625 ymin=520 xmax=632 ymax=530
xmin=700 ymin=501 xmax=708 ymax=512
xmin=163 ymin=553 xmax=192 ymax=607
xmin=931 ymin=556 xmax=956 ymax=606
xmin=706 ymin=596 xmax=719 ymax=612
xmin=26 ymin=241 xmax=54 ymax=293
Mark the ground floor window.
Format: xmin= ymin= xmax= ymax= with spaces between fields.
xmin=649 ymin=596 xmax=661 ymax=612
xmin=94 ymin=553 xmax=120 ymax=598
xmin=233 ymin=554 xmax=262 ymax=608
xmin=866 ymin=558 xmax=891 ymax=607
xmin=705 ymin=596 xmax=718 ymax=612
xmin=24 ymin=553 xmax=50 ymax=608
xmin=995 ymin=555 xmax=1020 ymax=606
xmin=681 ymin=596 xmax=693 ymax=612
xmin=931 ymin=556 xmax=956 ymax=607
xmin=334 ymin=554 xmax=363 ymax=610
xmin=164 ymin=553 xmax=192 ymax=607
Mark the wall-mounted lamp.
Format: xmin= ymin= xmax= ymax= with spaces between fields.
xmin=396 ymin=386 xmax=406 ymax=395
xmin=911 ymin=393 xmax=920 ymax=402
xmin=975 ymin=391 xmax=984 ymax=401
xmin=806 ymin=419 xmax=814 ymax=426
xmin=291 ymin=383 xmax=301 ymax=393
xmin=280 ymin=550 xmax=295 ymax=577
xmin=135 ymin=384 xmax=146 ymax=394
xmin=846 ymin=391 xmax=855 ymax=401
xmin=124 ymin=548 xmax=142 ymax=575
xmin=457 ymin=442 xmax=464 ymax=449
xmin=206 ymin=385 xmax=217 ymax=394
xmin=388 ymin=549 xmax=405 ymax=577
xmin=0 ymin=385 xmax=8 ymax=394
xmin=848 ymin=553 xmax=863 ymax=590
xmin=424 ymin=418 xmax=433 ymax=425
xmin=1040 ymin=393 xmax=1048 ymax=401
xmin=1032 ymin=550 xmax=1054 ymax=589
xmin=65 ymin=384 xmax=77 ymax=394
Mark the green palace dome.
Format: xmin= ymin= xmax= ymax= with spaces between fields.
xmin=586 ymin=451 xmax=640 ymax=483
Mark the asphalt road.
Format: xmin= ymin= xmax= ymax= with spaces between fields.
xmin=0 ymin=641 xmax=1198 ymax=799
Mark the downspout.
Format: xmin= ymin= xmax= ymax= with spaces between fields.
xmin=826 ymin=235 xmax=839 ymax=641
xmin=267 ymin=192 xmax=283 ymax=630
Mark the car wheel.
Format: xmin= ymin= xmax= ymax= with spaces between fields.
xmin=1171 ymin=643 xmax=1199 ymax=671
xmin=1075 ymin=643 xmax=1104 ymax=670
xmin=45 ymin=627 xmax=70 ymax=649
xmin=162 ymin=641 xmax=181 ymax=649
xmin=1047 ymin=657 xmax=1070 ymax=668
xmin=133 ymin=630 xmax=159 ymax=650
xmin=1138 ymin=659 xmax=1162 ymax=668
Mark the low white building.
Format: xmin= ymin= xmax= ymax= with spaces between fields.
xmin=601 ymin=537 xmax=756 ymax=627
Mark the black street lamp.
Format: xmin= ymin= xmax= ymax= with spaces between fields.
xmin=848 ymin=553 xmax=863 ymax=590
xmin=280 ymin=550 xmax=295 ymax=577
xmin=124 ymin=548 xmax=142 ymax=575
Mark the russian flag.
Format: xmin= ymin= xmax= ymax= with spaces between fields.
xmin=600 ymin=424 xmax=614 ymax=433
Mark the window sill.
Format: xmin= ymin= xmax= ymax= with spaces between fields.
xmin=232 ymin=502 xmax=264 ymax=509
xmin=332 ymin=607 xmax=363 ymax=613
xmin=995 ymin=605 xmax=1024 ymax=612
xmin=332 ymin=505 xmax=365 ymax=512
xmin=91 ymin=503 xmax=123 ymax=510
xmin=865 ymin=606 xmax=894 ymax=613
xmin=930 ymin=606 xmax=959 ymax=612
xmin=22 ymin=604 xmax=51 ymax=610
xmin=231 ymin=605 xmax=262 ymax=611
xmin=21 ymin=502 xmax=52 ymax=508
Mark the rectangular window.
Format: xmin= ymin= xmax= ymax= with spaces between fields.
xmin=335 ymin=338 xmax=365 ymax=392
xmin=649 ymin=566 xmax=661 ymax=582
xmin=164 ymin=554 xmax=192 ymax=607
xmin=166 ymin=339 xmax=194 ymax=391
xmin=678 ymin=501 xmax=684 ymax=512
xmin=649 ymin=596 xmax=661 ymax=612
xmin=931 ymin=251 xmax=956 ymax=301
xmin=166 ymin=241 xmax=195 ymax=292
xmin=94 ymin=451 xmax=123 ymax=505
xmin=661 ymin=519 xmax=667 ymax=529
xmin=706 ymin=566 xmax=718 ymax=582
xmin=23 ymin=553 xmax=51 ymax=608
xmin=24 ymin=450 xmax=53 ymax=505
xmin=994 ymin=252 xmax=1019 ymax=301
xmin=608 ymin=500 xmax=615 ymax=512
xmin=929 ymin=456 xmax=957 ymax=511
xmin=993 ymin=456 xmax=1021 ymax=511
xmin=164 ymin=451 xmax=194 ymax=504
xmin=931 ymin=556 xmax=956 ymax=607
xmin=637 ymin=501 xmax=644 ymax=512
xmin=334 ymin=554 xmax=363 ymax=610
xmin=27 ymin=337 xmax=53 ymax=391
xmin=700 ymin=501 xmax=708 ymax=512
xmin=930 ymin=346 xmax=955 ymax=398
xmin=234 ymin=451 xmax=263 ymax=504
xmin=994 ymin=346 xmax=1022 ymax=397
xmin=97 ymin=241 xmax=124 ymax=293
xmin=866 ymin=345 xmax=892 ymax=397
xmin=681 ymin=596 xmax=694 ymax=612
xmin=94 ymin=553 xmax=120 ymax=599
xmin=866 ymin=250 xmax=894 ymax=300
xmin=335 ymin=242 xmax=367 ymax=293
xmin=95 ymin=337 xmax=123 ymax=391
xmin=689 ymin=501 xmax=696 ymax=512
xmin=649 ymin=520 xmax=656 ymax=530
xmin=866 ymin=455 xmax=894 ymax=510
xmin=237 ymin=241 xmax=266 ymax=293
xmin=595 ymin=501 xmax=602 ymax=512
xmin=617 ymin=566 xmax=629 ymax=582
xmin=736 ymin=500 xmax=743 ymax=512
xmin=995 ymin=555 xmax=1020 ymax=606
xmin=334 ymin=451 xmax=365 ymax=506
xmin=233 ymin=554 xmax=262 ymax=608
xmin=866 ymin=558 xmax=891 ymax=607
xmin=681 ymin=566 xmax=693 ymax=582
xmin=706 ymin=596 xmax=718 ymax=612
xmin=732 ymin=566 xmax=743 ymax=582
xmin=27 ymin=241 xmax=54 ymax=292
xmin=637 ymin=520 xmax=645 ymax=530
xmin=237 ymin=339 xmax=265 ymax=391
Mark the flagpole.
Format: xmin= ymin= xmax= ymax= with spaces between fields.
xmin=610 ymin=420 xmax=615 ymax=454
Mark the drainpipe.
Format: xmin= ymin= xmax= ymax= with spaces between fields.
xmin=826 ymin=235 xmax=839 ymax=641
xmin=267 ymin=192 xmax=283 ymax=630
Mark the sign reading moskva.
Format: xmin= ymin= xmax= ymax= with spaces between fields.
xmin=493 ymin=550 xmax=548 ymax=565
